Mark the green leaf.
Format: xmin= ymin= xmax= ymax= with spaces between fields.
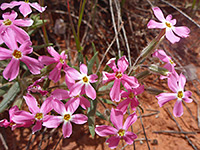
xmin=0 ymin=82 xmax=20 ymax=113
xmin=100 ymin=98 xmax=115 ymax=105
xmin=78 ymin=52 xmax=84 ymax=64
xmin=92 ymin=42 xmax=99 ymax=68
xmin=98 ymin=81 xmax=114 ymax=92
xmin=32 ymin=43 xmax=53 ymax=50
xmin=0 ymin=84 xmax=11 ymax=97
xmin=87 ymin=99 xmax=97 ymax=138
xmin=88 ymin=51 xmax=98 ymax=74
xmin=96 ymin=111 xmax=106 ymax=120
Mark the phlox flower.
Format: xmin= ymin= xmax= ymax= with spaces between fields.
xmin=147 ymin=7 xmax=190 ymax=44
xmin=156 ymin=73 xmax=193 ymax=117
xmin=51 ymin=89 xmax=90 ymax=109
xmin=102 ymin=56 xmax=139 ymax=102
xmin=0 ymin=10 xmax=33 ymax=44
xmin=65 ymin=64 xmax=98 ymax=100
xmin=43 ymin=99 xmax=88 ymax=138
xmin=95 ymin=108 xmax=137 ymax=149
xmin=1 ymin=1 xmax=46 ymax=17
xmin=117 ymin=84 xmax=144 ymax=114
xmin=39 ymin=46 xmax=69 ymax=83
xmin=0 ymin=106 xmax=33 ymax=130
xmin=153 ymin=49 xmax=176 ymax=72
xmin=12 ymin=94 xmax=53 ymax=133
xmin=0 ymin=28 xmax=43 ymax=81
xmin=27 ymin=76 xmax=48 ymax=96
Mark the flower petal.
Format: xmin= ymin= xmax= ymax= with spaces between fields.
xmin=51 ymin=89 xmax=70 ymax=100
xmin=110 ymin=108 xmax=123 ymax=130
xmin=0 ymin=47 xmax=12 ymax=60
xmin=166 ymin=29 xmax=180 ymax=44
xmin=123 ymin=131 xmax=137 ymax=145
xmin=2 ymin=10 xmax=18 ymax=20
xmin=65 ymin=97 xmax=79 ymax=114
xmin=168 ymin=74 xmax=178 ymax=93
xmin=178 ymin=73 xmax=186 ymax=90
xmin=89 ymin=74 xmax=98 ymax=83
xmin=1 ymin=28 xmax=18 ymax=50
xmin=123 ymin=112 xmax=137 ymax=130
xmin=147 ymin=20 xmax=165 ymax=29
xmin=69 ymin=81 xmax=83 ymax=97
xmin=30 ymin=2 xmax=46 ymax=13
xmin=152 ymin=7 xmax=166 ymax=22
xmin=12 ymin=110 xmax=34 ymax=124
xmin=79 ymin=96 xmax=90 ymax=109
xmin=116 ymin=98 xmax=130 ymax=115
xmin=122 ymin=75 xmax=139 ymax=88
xmin=32 ymin=121 xmax=42 ymax=133
xmin=156 ymin=93 xmax=177 ymax=107
xmin=106 ymin=136 xmax=120 ymax=149
xmin=173 ymin=100 xmax=183 ymax=117
xmin=53 ymin=99 xmax=66 ymax=115
xmin=106 ymin=58 xmax=117 ymax=72
xmin=19 ymin=3 xmax=32 ymax=17
xmin=80 ymin=64 xmax=88 ymax=75
xmin=62 ymin=122 xmax=72 ymax=138
xmin=14 ymin=18 xmax=33 ymax=27
xmin=21 ymin=56 xmax=43 ymax=74
xmin=102 ymin=72 xmax=115 ymax=84
xmin=49 ymin=63 xmax=62 ymax=83
xmin=110 ymin=79 xmax=121 ymax=102
xmin=47 ymin=46 xmax=60 ymax=59
xmin=19 ymin=40 xmax=33 ymax=55
xmin=95 ymin=125 xmax=118 ymax=136
xmin=85 ymin=83 xmax=96 ymax=100
xmin=23 ymin=94 xmax=40 ymax=114
xmin=117 ymin=56 xmax=129 ymax=73
xmin=65 ymin=67 xmax=82 ymax=80
xmin=173 ymin=26 xmax=190 ymax=38
xmin=40 ymin=98 xmax=53 ymax=115
xmin=39 ymin=56 xmax=57 ymax=65
xmin=3 ymin=58 xmax=19 ymax=81
xmin=71 ymin=114 xmax=88 ymax=124
xmin=1 ymin=1 xmax=22 ymax=10
xmin=43 ymin=115 xmax=63 ymax=128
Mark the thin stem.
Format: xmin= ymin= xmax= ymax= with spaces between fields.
xmin=138 ymin=107 xmax=151 ymax=150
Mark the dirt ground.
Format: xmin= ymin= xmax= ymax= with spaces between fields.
xmin=0 ymin=0 xmax=200 ymax=150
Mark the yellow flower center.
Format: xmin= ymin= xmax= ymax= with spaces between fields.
xmin=82 ymin=76 xmax=89 ymax=83
xmin=59 ymin=58 xmax=65 ymax=64
xmin=3 ymin=19 xmax=12 ymax=26
xmin=177 ymin=91 xmax=183 ymax=99
xmin=35 ymin=113 xmax=43 ymax=120
xmin=12 ymin=50 xmax=22 ymax=59
xmin=118 ymin=129 xmax=125 ymax=137
xmin=64 ymin=114 xmax=71 ymax=121
xmin=165 ymin=22 xmax=172 ymax=28
xmin=169 ymin=59 xmax=174 ymax=64
xmin=10 ymin=122 xmax=16 ymax=126
xmin=115 ymin=71 xmax=122 ymax=79
xmin=25 ymin=0 xmax=29 ymax=3
xmin=128 ymin=92 xmax=134 ymax=99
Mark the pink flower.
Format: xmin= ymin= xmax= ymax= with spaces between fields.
xmin=1 ymin=1 xmax=46 ymax=17
xmin=95 ymin=108 xmax=137 ymax=149
xmin=153 ymin=49 xmax=176 ymax=72
xmin=43 ymin=99 xmax=88 ymax=138
xmin=117 ymin=84 xmax=144 ymax=114
xmin=147 ymin=7 xmax=190 ymax=44
xmin=156 ymin=73 xmax=193 ymax=117
xmin=0 ymin=10 xmax=33 ymax=44
xmin=51 ymin=89 xmax=90 ymax=109
xmin=0 ymin=29 xmax=43 ymax=81
xmin=12 ymin=94 xmax=53 ymax=133
xmin=27 ymin=76 xmax=48 ymax=96
xmin=39 ymin=46 xmax=69 ymax=83
xmin=102 ymin=56 xmax=139 ymax=102
xmin=0 ymin=106 xmax=33 ymax=130
xmin=66 ymin=64 xmax=98 ymax=100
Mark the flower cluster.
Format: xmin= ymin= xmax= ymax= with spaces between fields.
xmin=0 ymin=2 xmax=193 ymax=150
